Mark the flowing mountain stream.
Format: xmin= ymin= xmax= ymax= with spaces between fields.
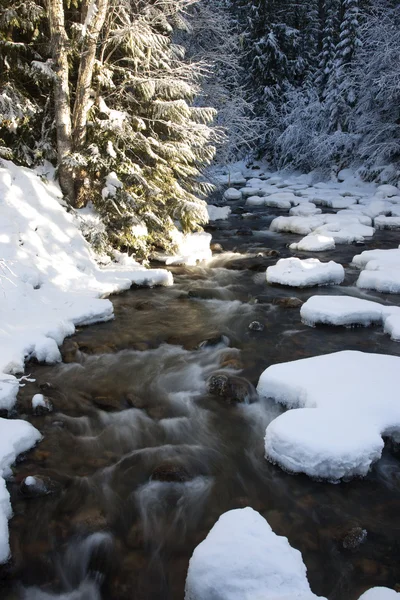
xmin=2 ymin=185 xmax=400 ymax=600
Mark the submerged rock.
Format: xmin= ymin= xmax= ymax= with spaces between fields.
xmin=93 ymin=395 xmax=121 ymax=411
xmin=235 ymin=227 xmax=253 ymax=236
xmin=342 ymin=527 xmax=368 ymax=550
xmin=207 ymin=374 xmax=256 ymax=404
xmin=198 ymin=335 xmax=230 ymax=349
xmin=210 ymin=243 xmax=224 ymax=253
xmin=61 ymin=339 xmax=79 ymax=363
xmin=272 ymin=297 xmax=304 ymax=309
xmin=151 ymin=463 xmax=191 ymax=483
xmin=248 ymin=321 xmax=265 ymax=332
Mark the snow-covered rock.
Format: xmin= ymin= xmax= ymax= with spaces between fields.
xmin=258 ymin=351 xmax=400 ymax=480
xmin=207 ymin=205 xmax=231 ymax=221
xmin=312 ymin=193 xmax=358 ymax=210
xmin=185 ymin=507 xmax=326 ymax=600
xmin=224 ymin=188 xmax=242 ymax=201
xmin=289 ymin=203 xmax=321 ymax=217
xmin=300 ymin=296 xmax=383 ymax=327
xmin=289 ymin=234 xmax=335 ymax=252
xmin=312 ymin=222 xmax=374 ymax=244
xmin=239 ymin=187 xmax=263 ymax=198
xmin=353 ymin=247 xmax=400 ymax=294
xmin=266 ymin=258 xmax=344 ymax=288
xmin=374 ymin=216 xmax=400 ymax=230
xmin=376 ymin=184 xmax=400 ymax=198
xmin=246 ymin=196 xmax=266 ymax=207
xmin=358 ymin=588 xmax=400 ymax=599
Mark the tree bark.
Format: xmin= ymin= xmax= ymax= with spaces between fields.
xmin=47 ymin=0 xmax=75 ymax=204
xmin=72 ymin=0 xmax=109 ymax=150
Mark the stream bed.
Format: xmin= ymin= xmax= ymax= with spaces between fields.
xmin=2 ymin=193 xmax=400 ymax=600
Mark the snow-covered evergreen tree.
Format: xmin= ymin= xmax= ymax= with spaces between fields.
xmin=0 ymin=0 xmax=218 ymax=258
xmin=181 ymin=0 xmax=262 ymax=162
xmin=0 ymin=0 xmax=52 ymax=164
xmin=355 ymin=2 xmax=400 ymax=178
xmin=315 ymin=0 xmax=340 ymax=97
xmin=325 ymin=0 xmax=361 ymax=132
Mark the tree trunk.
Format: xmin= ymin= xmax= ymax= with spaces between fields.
xmin=72 ymin=0 xmax=109 ymax=150
xmin=47 ymin=0 xmax=75 ymax=204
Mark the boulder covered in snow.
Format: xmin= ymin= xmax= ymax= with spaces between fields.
xmin=358 ymin=589 xmax=400 ymax=600
xmin=300 ymin=296 xmax=384 ymax=327
xmin=258 ymin=350 xmax=400 ymax=480
xmin=224 ymin=188 xmax=242 ymax=201
xmin=289 ymin=234 xmax=335 ymax=252
xmin=185 ymin=507 xmax=326 ymax=600
xmin=266 ymin=258 xmax=344 ymax=288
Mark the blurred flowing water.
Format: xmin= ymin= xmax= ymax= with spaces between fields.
xmin=2 ymin=196 xmax=400 ymax=600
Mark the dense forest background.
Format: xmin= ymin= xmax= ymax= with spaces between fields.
xmin=1 ymin=0 xmax=399 ymax=256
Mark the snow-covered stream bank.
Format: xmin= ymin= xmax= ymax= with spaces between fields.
xmin=1 ymin=161 xmax=400 ymax=599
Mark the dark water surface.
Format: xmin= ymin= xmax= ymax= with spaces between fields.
xmin=2 ymin=193 xmax=400 ymax=600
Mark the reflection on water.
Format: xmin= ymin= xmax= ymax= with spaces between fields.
xmin=2 ymin=200 xmax=400 ymax=600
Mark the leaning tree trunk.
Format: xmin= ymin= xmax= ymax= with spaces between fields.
xmin=47 ymin=0 xmax=75 ymax=204
xmin=72 ymin=0 xmax=109 ymax=150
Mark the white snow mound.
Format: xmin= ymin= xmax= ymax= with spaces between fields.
xmin=353 ymin=247 xmax=400 ymax=294
xmin=358 ymin=588 xmax=400 ymax=599
xmin=207 ymin=205 xmax=231 ymax=221
xmin=258 ymin=351 xmax=400 ymax=480
xmin=300 ymin=296 xmax=384 ymax=327
xmin=290 ymin=234 xmax=335 ymax=252
xmin=266 ymin=258 xmax=344 ymax=288
xmin=185 ymin=507 xmax=326 ymax=600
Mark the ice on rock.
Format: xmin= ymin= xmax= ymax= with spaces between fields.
xmin=300 ymin=296 xmax=383 ymax=327
xmin=224 ymin=188 xmax=242 ymax=201
xmin=289 ymin=234 xmax=335 ymax=252
xmin=185 ymin=507 xmax=326 ymax=600
xmin=266 ymin=258 xmax=344 ymax=288
xmin=258 ymin=351 xmax=400 ymax=480
xmin=207 ymin=205 xmax=231 ymax=221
